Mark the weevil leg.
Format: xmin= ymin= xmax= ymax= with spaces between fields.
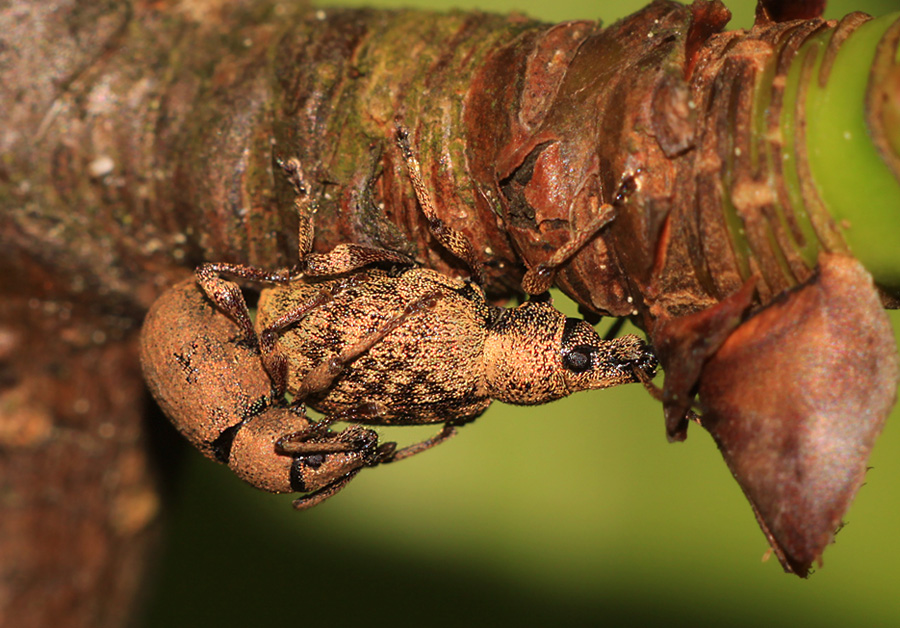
xmin=260 ymin=272 xmax=372 ymax=346
xmin=603 ymin=317 xmax=628 ymax=341
xmin=257 ymin=275 xmax=372 ymax=386
xmin=289 ymin=422 xmax=456 ymax=508
xmin=395 ymin=124 xmax=486 ymax=284
xmin=266 ymin=350 xmax=289 ymax=399
xmin=289 ymin=290 xmax=442 ymax=399
xmin=632 ymin=365 xmax=703 ymax=426
xmin=280 ymin=156 xmax=416 ymax=278
xmin=278 ymin=156 xmax=318 ymax=261
xmin=276 ymin=414 xmax=385 ymax=456
xmin=196 ymin=262 xmax=292 ymax=344
xmin=304 ymin=244 xmax=416 ymax=277
xmin=285 ymin=407 xmax=457 ymax=466
xmin=520 ymin=172 xmax=640 ymax=295
xmin=292 ymin=468 xmax=364 ymax=510
xmin=382 ymin=423 xmax=458 ymax=463
xmin=256 ymin=277 xmax=437 ymax=393
xmin=521 ymin=199 xmax=616 ymax=295
xmin=285 ymin=425 xmax=398 ymax=510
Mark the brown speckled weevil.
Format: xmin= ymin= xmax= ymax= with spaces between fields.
xmin=140 ymin=126 xmax=658 ymax=509
xmin=141 ymin=279 xmax=400 ymax=508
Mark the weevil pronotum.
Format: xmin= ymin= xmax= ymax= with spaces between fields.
xmin=140 ymin=126 xmax=658 ymax=508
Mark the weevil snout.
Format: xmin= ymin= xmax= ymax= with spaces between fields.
xmin=612 ymin=336 xmax=658 ymax=381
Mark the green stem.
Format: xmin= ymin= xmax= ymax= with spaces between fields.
xmin=802 ymin=13 xmax=900 ymax=291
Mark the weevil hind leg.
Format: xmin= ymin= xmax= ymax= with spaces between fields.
xmin=276 ymin=415 xmax=380 ymax=456
xmin=281 ymin=407 xmax=457 ymax=471
xmin=275 ymin=417 xmax=396 ymax=510
xmin=303 ymin=244 xmax=416 ymax=278
xmin=257 ymin=273 xmax=433 ymax=392
xmin=257 ymin=282 xmax=356 ymax=388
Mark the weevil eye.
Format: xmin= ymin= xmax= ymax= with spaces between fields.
xmin=562 ymin=345 xmax=594 ymax=373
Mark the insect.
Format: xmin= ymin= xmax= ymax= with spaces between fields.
xmin=140 ymin=277 xmax=409 ymax=509
xmin=141 ymin=126 xmax=658 ymax=508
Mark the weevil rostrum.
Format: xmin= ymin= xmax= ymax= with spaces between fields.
xmin=140 ymin=127 xmax=658 ymax=509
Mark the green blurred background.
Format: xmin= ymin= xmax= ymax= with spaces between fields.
xmin=143 ymin=1 xmax=900 ymax=626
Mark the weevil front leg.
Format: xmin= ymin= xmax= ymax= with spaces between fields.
xmin=520 ymin=198 xmax=616 ymax=295
xmin=520 ymin=173 xmax=640 ymax=295
xmin=395 ymin=122 xmax=624 ymax=295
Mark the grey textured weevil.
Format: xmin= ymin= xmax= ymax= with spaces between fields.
xmin=140 ymin=127 xmax=657 ymax=508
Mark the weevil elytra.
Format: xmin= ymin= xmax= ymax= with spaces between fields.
xmin=140 ymin=126 xmax=657 ymax=508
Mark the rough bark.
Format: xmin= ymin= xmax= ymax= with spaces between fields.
xmin=2 ymin=0 xmax=898 ymax=624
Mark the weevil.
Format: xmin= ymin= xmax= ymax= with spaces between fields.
xmin=141 ymin=277 xmax=408 ymax=509
xmin=141 ymin=126 xmax=657 ymax=508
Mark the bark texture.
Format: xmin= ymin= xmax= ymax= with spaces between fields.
xmin=1 ymin=1 xmax=898 ymax=624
